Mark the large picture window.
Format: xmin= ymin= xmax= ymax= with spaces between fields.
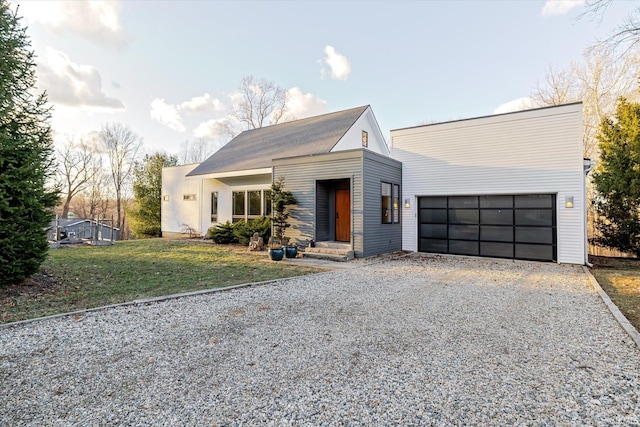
xmin=248 ymin=190 xmax=261 ymax=217
xmin=264 ymin=190 xmax=272 ymax=216
xmin=211 ymin=192 xmax=218 ymax=222
xmin=232 ymin=191 xmax=245 ymax=222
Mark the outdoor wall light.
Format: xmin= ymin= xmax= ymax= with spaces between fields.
xmin=565 ymin=196 xmax=574 ymax=208
xmin=163 ymin=195 xmax=170 ymax=201
xmin=404 ymin=198 xmax=410 ymax=208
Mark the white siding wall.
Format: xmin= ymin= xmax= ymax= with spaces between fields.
xmin=331 ymin=107 xmax=390 ymax=156
xmin=161 ymin=164 xmax=201 ymax=234
xmin=391 ymin=103 xmax=584 ymax=264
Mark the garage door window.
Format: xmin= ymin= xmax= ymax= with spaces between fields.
xmin=419 ymin=194 xmax=556 ymax=261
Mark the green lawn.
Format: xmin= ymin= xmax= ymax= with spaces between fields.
xmin=590 ymin=256 xmax=640 ymax=333
xmin=0 ymin=239 xmax=321 ymax=324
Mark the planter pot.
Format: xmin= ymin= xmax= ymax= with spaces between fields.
xmin=268 ymin=247 xmax=284 ymax=261
xmin=284 ymin=246 xmax=298 ymax=259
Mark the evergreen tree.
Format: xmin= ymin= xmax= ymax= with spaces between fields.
xmin=0 ymin=2 xmax=59 ymax=286
xmin=128 ymin=153 xmax=177 ymax=238
xmin=592 ymin=98 xmax=640 ymax=256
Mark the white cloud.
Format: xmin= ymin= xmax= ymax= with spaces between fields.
xmin=179 ymin=93 xmax=224 ymax=113
xmin=493 ymin=97 xmax=540 ymax=114
xmin=286 ymin=87 xmax=328 ymax=119
xmin=150 ymin=98 xmax=185 ymax=132
xmin=17 ymin=0 xmax=126 ymax=49
xmin=541 ymin=0 xmax=585 ymax=17
xmin=37 ymin=47 xmax=125 ymax=109
xmin=193 ymin=118 xmax=230 ymax=140
xmin=322 ymin=45 xmax=351 ymax=81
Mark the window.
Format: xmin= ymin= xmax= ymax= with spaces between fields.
xmin=211 ymin=192 xmax=218 ymax=222
xmin=183 ymin=194 xmax=196 ymax=201
xmin=393 ymin=184 xmax=400 ymax=223
xmin=248 ymin=190 xmax=261 ymax=217
xmin=382 ymin=182 xmax=392 ymax=224
xmin=263 ymin=190 xmax=272 ymax=216
xmin=232 ymin=191 xmax=245 ymax=222
xmin=362 ymin=130 xmax=368 ymax=147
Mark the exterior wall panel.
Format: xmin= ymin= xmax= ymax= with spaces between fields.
xmin=391 ymin=103 xmax=584 ymax=264
xmin=362 ymin=151 xmax=403 ymax=257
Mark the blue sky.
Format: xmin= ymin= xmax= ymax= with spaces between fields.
xmin=14 ymin=0 xmax=637 ymax=156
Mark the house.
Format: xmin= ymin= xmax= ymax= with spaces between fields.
xmin=48 ymin=217 xmax=119 ymax=242
xmin=162 ymin=102 xmax=587 ymax=264
xmin=161 ymin=105 xmax=403 ymax=258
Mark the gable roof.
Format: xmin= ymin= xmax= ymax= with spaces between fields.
xmin=187 ymin=105 xmax=369 ymax=176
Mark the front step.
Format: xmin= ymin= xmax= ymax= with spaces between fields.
xmin=303 ymin=241 xmax=354 ymax=261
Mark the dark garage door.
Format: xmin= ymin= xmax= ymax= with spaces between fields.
xmin=418 ymin=195 xmax=556 ymax=261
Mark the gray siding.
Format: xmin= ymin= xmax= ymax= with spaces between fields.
xmin=362 ymin=151 xmax=403 ymax=257
xmin=273 ymin=150 xmax=364 ymax=256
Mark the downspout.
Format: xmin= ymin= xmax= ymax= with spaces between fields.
xmin=584 ymin=159 xmax=595 ymax=267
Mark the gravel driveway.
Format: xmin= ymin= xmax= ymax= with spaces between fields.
xmin=1 ymin=255 xmax=639 ymax=426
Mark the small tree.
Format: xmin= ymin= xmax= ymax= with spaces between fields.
xmin=0 ymin=1 xmax=59 ymax=286
xmin=269 ymin=177 xmax=297 ymax=244
xmin=592 ymin=98 xmax=640 ymax=255
xmin=128 ymin=152 xmax=177 ymax=238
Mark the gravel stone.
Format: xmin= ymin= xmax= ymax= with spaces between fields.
xmin=1 ymin=254 xmax=639 ymax=426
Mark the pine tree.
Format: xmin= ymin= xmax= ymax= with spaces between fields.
xmin=592 ymin=98 xmax=640 ymax=256
xmin=128 ymin=153 xmax=177 ymax=238
xmin=0 ymin=1 xmax=59 ymax=286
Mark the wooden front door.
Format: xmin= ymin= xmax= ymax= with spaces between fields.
xmin=335 ymin=189 xmax=351 ymax=242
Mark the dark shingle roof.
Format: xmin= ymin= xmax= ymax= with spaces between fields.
xmin=187 ymin=105 xmax=369 ymax=176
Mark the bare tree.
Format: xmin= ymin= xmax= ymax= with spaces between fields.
xmin=178 ymin=138 xmax=217 ymax=164
xmin=233 ymin=76 xmax=289 ymax=130
xmin=55 ymin=136 xmax=101 ymax=218
xmin=75 ymin=167 xmax=111 ymax=219
xmin=532 ymin=46 xmax=640 ymax=159
xmin=99 ymin=122 xmax=143 ymax=237
xmin=583 ymin=0 xmax=640 ymax=53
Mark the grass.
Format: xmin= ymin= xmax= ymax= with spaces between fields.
xmin=590 ymin=256 xmax=640 ymax=332
xmin=0 ymin=239 xmax=321 ymax=324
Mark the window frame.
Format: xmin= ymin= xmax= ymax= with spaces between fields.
xmin=210 ymin=192 xmax=218 ymax=222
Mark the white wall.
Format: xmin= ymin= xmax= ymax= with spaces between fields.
xmin=391 ymin=103 xmax=584 ymax=264
xmin=331 ymin=107 xmax=390 ymax=156
xmin=161 ymin=164 xmax=201 ymax=234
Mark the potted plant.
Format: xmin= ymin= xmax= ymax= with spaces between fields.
xmin=269 ymin=177 xmax=297 ymax=260
xmin=267 ymin=237 xmax=285 ymax=261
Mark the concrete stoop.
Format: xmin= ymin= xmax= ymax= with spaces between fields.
xmin=303 ymin=241 xmax=354 ymax=262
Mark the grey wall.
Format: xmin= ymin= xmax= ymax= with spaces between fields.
xmin=362 ymin=150 xmax=403 ymax=257
xmin=274 ymin=150 xmax=364 ymax=255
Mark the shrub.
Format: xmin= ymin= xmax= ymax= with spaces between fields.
xmin=233 ymin=217 xmax=271 ymax=245
xmin=207 ymin=221 xmax=236 ymax=244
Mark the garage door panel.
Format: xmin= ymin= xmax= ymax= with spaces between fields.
xmin=419 ymin=197 xmax=447 ymax=208
xmin=420 ymin=238 xmax=447 ymax=253
xmin=515 ymin=227 xmax=553 ymax=244
xmin=418 ymin=195 xmax=556 ymax=262
xmin=420 ymin=224 xmax=447 ymax=239
xmin=515 ymin=244 xmax=554 ymax=261
xmin=515 ymin=209 xmax=553 ymax=226
xmin=480 ymin=242 xmax=514 ymax=258
xmin=449 ymin=240 xmax=479 ymax=256
xmin=480 ymin=195 xmax=513 ymax=208
xmin=514 ymin=194 xmax=553 ymax=208
xmin=419 ymin=209 xmax=447 ymax=223
xmin=480 ymin=226 xmax=513 ymax=242
xmin=449 ymin=196 xmax=478 ymax=208
xmin=480 ymin=209 xmax=513 ymax=225
xmin=449 ymin=225 xmax=479 ymax=240
xmin=448 ymin=209 xmax=478 ymax=224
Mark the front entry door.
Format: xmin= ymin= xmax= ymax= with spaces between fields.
xmin=335 ymin=189 xmax=351 ymax=241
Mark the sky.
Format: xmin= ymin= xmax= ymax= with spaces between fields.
xmin=12 ymin=0 xmax=639 ymax=157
